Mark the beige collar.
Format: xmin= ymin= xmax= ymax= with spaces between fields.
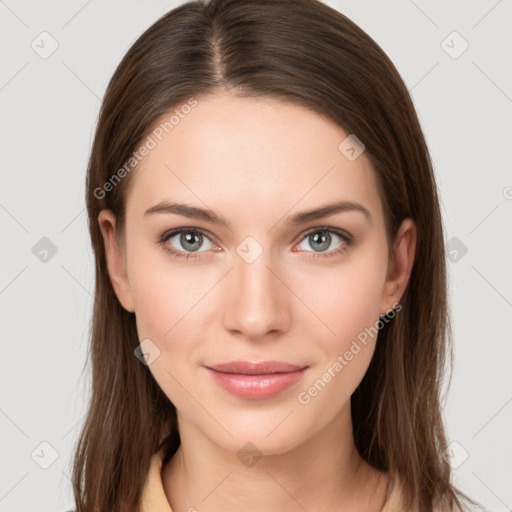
xmin=140 ymin=448 xmax=409 ymax=512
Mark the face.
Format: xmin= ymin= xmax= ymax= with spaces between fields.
xmin=99 ymin=91 xmax=415 ymax=456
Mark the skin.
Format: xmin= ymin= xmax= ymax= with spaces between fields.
xmin=98 ymin=91 xmax=416 ymax=512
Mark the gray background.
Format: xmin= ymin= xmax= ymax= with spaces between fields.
xmin=1 ymin=0 xmax=511 ymax=511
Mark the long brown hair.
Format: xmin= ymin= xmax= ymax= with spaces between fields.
xmin=73 ymin=0 xmax=481 ymax=510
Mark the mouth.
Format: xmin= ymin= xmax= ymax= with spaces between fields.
xmin=204 ymin=360 xmax=309 ymax=400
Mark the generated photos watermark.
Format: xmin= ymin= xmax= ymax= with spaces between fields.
xmin=93 ymin=97 xmax=198 ymax=200
xmin=297 ymin=302 xmax=402 ymax=405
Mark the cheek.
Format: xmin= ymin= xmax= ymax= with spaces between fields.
xmin=295 ymin=252 xmax=387 ymax=407
xmin=127 ymin=243 xmax=206 ymax=340
xmin=132 ymin=279 xmax=204 ymax=354
xmin=127 ymin=254 xmax=205 ymax=410
xmin=130 ymin=269 xmax=175 ymax=340
xmin=304 ymin=260 xmax=386 ymax=346
xmin=296 ymin=269 xmax=384 ymax=413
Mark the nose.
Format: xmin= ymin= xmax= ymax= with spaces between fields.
xmin=221 ymin=248 xmax=292 ymax=341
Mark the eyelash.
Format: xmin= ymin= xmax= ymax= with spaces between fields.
xmin=158 ymin=226 xmax=353 ymax=261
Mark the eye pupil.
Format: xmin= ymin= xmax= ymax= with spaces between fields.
xmin=310 ymin=230 xmax=331 ymax=252
xmin=181 ymin=230 xmax=202 ymax=251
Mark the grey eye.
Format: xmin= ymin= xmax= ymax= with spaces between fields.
xmin=297 ymin=230 xmax=345 ymax=253
xmin=167 ymin=230 xmax=214 ymax=253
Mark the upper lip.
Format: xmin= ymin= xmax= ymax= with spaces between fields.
xmin=205 ymin=360 xmax=308 ymax=375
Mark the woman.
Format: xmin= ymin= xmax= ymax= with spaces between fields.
xmin=71 ymin=0 xmax=481 ymax=510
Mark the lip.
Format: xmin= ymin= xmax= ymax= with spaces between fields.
xmin=205 ymin=360 xmax=309 ymax=400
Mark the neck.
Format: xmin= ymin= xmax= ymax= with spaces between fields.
xmin=161 ymin=405 xmax=390 ymax=512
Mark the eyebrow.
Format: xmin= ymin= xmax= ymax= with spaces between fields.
xmin=144 ymin=200 xmax=372 ymax=227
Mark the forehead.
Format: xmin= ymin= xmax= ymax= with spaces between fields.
xmin=126 ymin=92 xmax=383 ymax=228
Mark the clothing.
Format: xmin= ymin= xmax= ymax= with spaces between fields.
xmin=140 ymin=448 xmax=412 ymax=512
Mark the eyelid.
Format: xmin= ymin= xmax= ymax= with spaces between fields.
xmin=293 ymin=225 xmax=353 ymax=245
xmin=159 ymin=225 xmax=353 ymax=257
xmin=160 ymin=226 xmax=220 ymax=247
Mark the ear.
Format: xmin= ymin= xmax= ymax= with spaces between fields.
xmin=97 ymin=209 xmax=135 ymax=313
xmin=379 ymin=218 xmax=416 ymax=316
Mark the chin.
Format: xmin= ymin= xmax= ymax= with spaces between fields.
xmin=201 ymin=413 xmax=316 ymax=458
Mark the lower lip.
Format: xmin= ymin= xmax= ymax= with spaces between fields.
xmin=206 ymin=367 xmax=308 ymax=400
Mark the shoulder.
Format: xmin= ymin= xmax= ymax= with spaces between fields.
xmin=434 ymin=503 xmax=466 ymax=512
xmin=434 ymin=505 xmax=464 ymax=512
xmin=383 ymin=476 xmax=465 ymax=512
